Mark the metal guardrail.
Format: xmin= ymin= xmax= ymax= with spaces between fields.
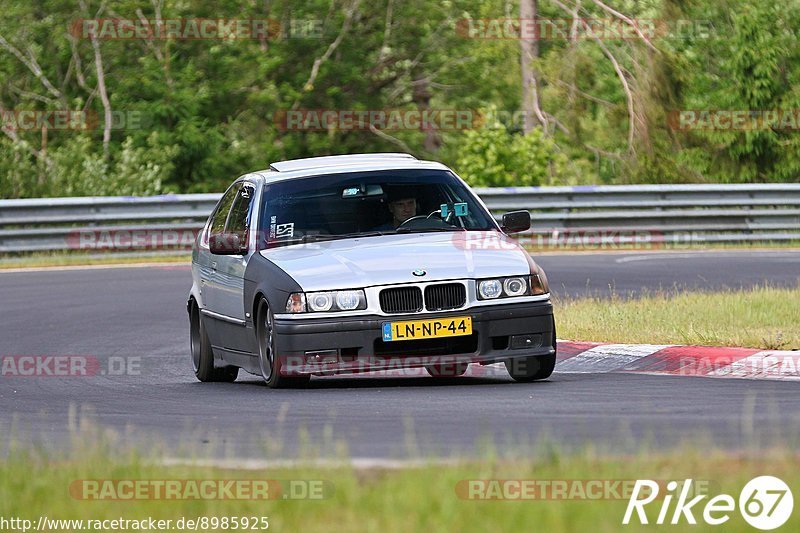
xmin=1 ymin=184 xmax=799 ymax=253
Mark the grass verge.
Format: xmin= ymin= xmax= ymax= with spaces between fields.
xmin=555 ymin=286 xmax=800 ymax=350
xmin=2 ymin=445 xmax=798 ymax=532
xmin=525 ymin=241 xmax=800 ymax=254
xmin=0 ymin=251 xmax=190 ymax=269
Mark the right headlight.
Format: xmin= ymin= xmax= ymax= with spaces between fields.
xmin=286 ymin=289 xmax=367 ymax=313
xmin=308 ymin=292 xmax=335 ymax=312
xmin=477 ymin=276 xmax=530 ymax=300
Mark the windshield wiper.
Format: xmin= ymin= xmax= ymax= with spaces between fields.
xmin=336 ymin=231 xmax=387 ymax=239
xmin=271 ymin=231 xmax=386 ymax=244
xmin=394 ymin=226 xmax=466 ymax=234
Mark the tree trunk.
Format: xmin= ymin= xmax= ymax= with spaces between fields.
xmin=520 ymin=0 xmax=546 ymax=133
xmin=412 ymin=70 xmax=441 ymax=152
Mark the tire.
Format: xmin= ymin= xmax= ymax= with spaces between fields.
xmin=256 ymin=297 xmax=310 ymax=389
xmin=504 ymin=324 xmax=557 ymax=382
xmin=190 ymin=303 xmax=238 ymax=383
xmin=425 ymin=362 xmax=469 ymax=377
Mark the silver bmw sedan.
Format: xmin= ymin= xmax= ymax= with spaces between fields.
xmin=188 ymin=153 xmax=556 ymax=387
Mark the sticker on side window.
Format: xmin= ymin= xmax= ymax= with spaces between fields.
xmin=275 ymin=222 xmax=295 ymax=239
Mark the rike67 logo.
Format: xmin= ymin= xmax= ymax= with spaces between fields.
xmin=624 ymin=476 xmax=793 ymax=530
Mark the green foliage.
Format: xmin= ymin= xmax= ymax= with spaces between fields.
xmin=678 ymin=0 xmax=800 ymax=182
xmin=455 ymin=112 xmax=582 ymax=187
xmin=0 ymin=0 xmax=798 ymax=198
xmin=81 ymin=134 xmax=178 ymax=196
xmin=0 ymin=140 xmax=39 ymax=199
xmin=0 ymin=134 xmax=177 ymax=197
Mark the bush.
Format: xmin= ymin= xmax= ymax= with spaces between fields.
xmin=0 ymin=134 xmax=178 ymax=198
xmin=454 ymin=113 xmax=588 ymax=187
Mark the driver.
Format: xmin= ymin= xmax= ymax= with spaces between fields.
xmin=373 ymin=190 xmax=418 ymax=230
xmin=388 ymin=197 xmax=418 ymax=227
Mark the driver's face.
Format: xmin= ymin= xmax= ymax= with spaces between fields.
xmin=389 ymin=198 xmax=417 ymax=225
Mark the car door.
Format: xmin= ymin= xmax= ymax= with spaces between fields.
xmin=197 ymin=182 xmax=241 ymax=316
xmin=213 ymin=181 xmax=257 ymax=353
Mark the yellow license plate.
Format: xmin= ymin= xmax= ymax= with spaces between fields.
xmin=382 ymin=316 xmax=472 ymax=342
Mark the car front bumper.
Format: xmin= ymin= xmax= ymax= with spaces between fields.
xmin=272 ymin=300 xmax=555 ymax=375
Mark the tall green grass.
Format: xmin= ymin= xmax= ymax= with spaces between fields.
xmin=0 ymin=251 xmax=190 ymax=269
xmin=2 ymin=443 xmax=799 ymax=532
xmin=556 ymin=286 xmax=800 ymax=349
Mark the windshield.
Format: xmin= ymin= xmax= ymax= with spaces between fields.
xmin=259 ymin=169 xmax=497 ymax=248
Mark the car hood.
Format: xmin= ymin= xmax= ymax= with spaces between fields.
xmin=259 ymin=231 xmax=532 ymax=291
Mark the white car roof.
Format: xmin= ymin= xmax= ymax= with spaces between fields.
xmin=246 ymin=153 xmax=451 ymax=184
xmin=269 ymin=153 xmax=417 ymax=172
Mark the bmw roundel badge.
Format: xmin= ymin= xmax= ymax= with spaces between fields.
xmin=412 ymin=269 xmax=426 ymax=277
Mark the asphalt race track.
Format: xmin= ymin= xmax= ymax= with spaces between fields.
xmin=538 ymin=250 xmax=800 ymax=297
xmin=1 ymin=250 xmax=799 ymax=460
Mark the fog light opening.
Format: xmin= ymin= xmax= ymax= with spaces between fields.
xmin=304 ymin=349 xmax=339 ymax=364
xmin=509 ymin=334 xmax=543 ymax=350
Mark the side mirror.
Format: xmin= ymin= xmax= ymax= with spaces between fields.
xmin=501 ymin=210 xmax=531 ymax=234
xmin=209 ymin=233 xmax=248 ymax=255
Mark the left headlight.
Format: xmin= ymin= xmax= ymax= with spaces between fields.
xmin=286 ymin=289 xmax=367 ymax=313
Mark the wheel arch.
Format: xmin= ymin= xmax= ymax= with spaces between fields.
xmin=252 ymin=290 xmax=267 ymax=324
xmin=243 ymin=253 xmax=303 ymax=324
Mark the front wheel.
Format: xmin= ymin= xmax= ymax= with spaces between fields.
xmin=256 ymin=297 xmax=309 ymax=389
xmin=505 ymin=353 xmax=556 ymax=382
xmin=190 ymin=304 xmax=238 ymax=383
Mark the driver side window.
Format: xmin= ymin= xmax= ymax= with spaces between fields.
xmin=225 ymin=184 xmax=255 ymax=242
xmin=205 ymin=184 xmax=240 ymax=244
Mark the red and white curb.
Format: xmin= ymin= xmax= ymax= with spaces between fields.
xmin=555 ymin=341 xmax=800 ymax=381
xmin=316 ymin=342 xmax=799 ymax=381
